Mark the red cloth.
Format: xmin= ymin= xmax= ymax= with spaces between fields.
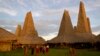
xmin=36 ymin=47 xmax=39 ymax=53
xmin=46 ymin=48 xmax=49 ymax=53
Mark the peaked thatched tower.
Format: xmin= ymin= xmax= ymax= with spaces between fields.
xmin=15 ymin=24 xmax=21 ymax=37
xmin=76 ymin=1 xmax=92 ymax=33
xmin=48 ymin=10 xmax=76 ymax=43
xmin=58 ymin=10 xmax=74 ymax=36
xmin=86 ymin=17 xmax=92 ymax=33
xmin=71 ymin=2 xmax=96 ymax=48
xmin=21 ymin=11 xmax=38 ymax=36
xmin=18 ymin=11 xmax=45 ymax=44
xmin=17 ymin=12 xmax=45 ymax=56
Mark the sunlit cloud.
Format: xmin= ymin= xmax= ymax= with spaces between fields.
xmin=0 ymin=8 xmax=17 ymax=16
xmin=6 ymin=29 xmax=13 ymax=32
xmin=35 ymin=0 xmax=49 ymax=8
xmin=42 ymin=32 xmax=58 ymax=41
xmin=32 ymin=12 xmax=42 ymax=17
xmin=93 ymin=31 xmax=100 ymax=35
xmin=17 ymin=0 xmax=27 ymax=8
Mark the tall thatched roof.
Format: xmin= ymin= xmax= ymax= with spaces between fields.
xmin=74 ymin=1 xmax=95 ymax=42
xmin=76 ymin=1 xmax=92 ymax=33
xmin=0 ymin=27 xmax=16 ymax=41
xmin=48 ymin=35 xmax=77 ymax=43
xmin=21 ymin=11 xmax=38 ymax=36
xmin=17 ymin=35 xmax=45 ymax=44
xmin=48 ymin=1 xmax=95 ymax=44
xmin=75 ymin=33 xmax=96 ymax=42
xmin=48 ymin=33 xmax=95 ymax=43
xmin=15 ymin=24 xmax=21 ymax=37
xmin=17 ymin=11 xmax=45 ymax=44
xmin=48 ymin=10 xmax=75 ymax=43
xmin=58 ymin=10 xmax=74 ymax=36
xmin=86 ymin=17 xmax=92 ymax=33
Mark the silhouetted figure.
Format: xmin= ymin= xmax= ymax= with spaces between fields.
xmin=39 ymin=46 xmax=42 ymax=52
xmin=31 ymin=47 xmax=34 ymax=55
xmin=42 ymin=46 xmax=46 ymax=54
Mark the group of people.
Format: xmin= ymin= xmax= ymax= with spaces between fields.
xmin=31 ymin=45 xmax=49 ymax=55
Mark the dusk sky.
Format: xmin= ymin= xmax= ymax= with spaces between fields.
xmin=0 ymin=0 xmax=100 ymax=40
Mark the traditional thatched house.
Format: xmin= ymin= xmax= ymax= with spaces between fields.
xmin=16 ymin=11 xmax=45 ymax=56
xmin=17 ymin=35 xmax=45 ymax=56
xmin=17 ymin=11 xmax=45 ymax=46
xmin=17 ymin=35 xmax=45 ymax=45
xmin=47 ymin=10 xmax=76 ymax=47
xmin=73 ymin=1 xmax=96 ymax=48
xmin=48 ymin=1 xmax=95 ymax=48
xmin=0 ymin=27 xmax=16 ymax=51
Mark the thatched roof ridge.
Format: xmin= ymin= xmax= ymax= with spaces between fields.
xmin=48 ymin=33 xmax=96 ymax=43
xmin=0 ymin=27 xmax=16 ymax=41
xmin=17 ymin=35 xmax=45 ymax=44
xmin=94 ymin=34 xmax=100 ymax=42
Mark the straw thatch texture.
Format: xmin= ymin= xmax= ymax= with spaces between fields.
xmin=15 ymin=24 xmax=21 ymax=37
xmin=17 ymin=11 xmax=45 ymax=45
xmin=48 ymin=33 xmax=95 ymax=44
xmin=75 ymin=33 xmax=96 ymax=42
xmin=48 ymin=35 xmax=77 ymax=43
xmin=76 ymin=1 xmax=92 ymax=33
xmin=21 ymin=11 xmax=38 ymax=36
xmin=17 ymin=35 xmax=45 ymax=44
xmin=0 ymin=27 xmax=16 ymax=51
xmin=0 ymin=42 xmax=12 ymax=51
xmin=95 ymin=34 xmax=100 ymax=42
xmin=58 ymin=10 xmax=74 ymax=36
xmin=0 ymin=27 xmax=16 ymax=41
xmin=48 ymin=10 xmax=75 ymax=43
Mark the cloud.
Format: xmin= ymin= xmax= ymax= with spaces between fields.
xmin=42 ymin=32 xmax=58 ymax=41
xmin=84 ymin=0 xmax=100 ymax=10
xmin=35 ymin=19 xmax=59 ymax=36
xmin=17 ymin=0 xmax=27 ymax=8
xmin=35 ymin=0 xmax=49 ymax=8
xmin=93 ymin=31 xmax=100 ymax=35
xmin=0 ymin=19 xmax=18 ymax=33
xmin=32 ymin=11 xmax=42 ymax=17
xmin=0 ymin=24 xmax=17 ymax=33
xmin=92 ymin=25 xmax=100 ymax=32
xmin=0 ymin=8 xmax=17 ymax=16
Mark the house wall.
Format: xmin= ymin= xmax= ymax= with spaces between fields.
xmin=0 ymin=42 xmax=12 ymax=51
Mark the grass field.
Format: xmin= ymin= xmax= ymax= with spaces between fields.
xmin=0 ymin=48 xmax=100 ymax=56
